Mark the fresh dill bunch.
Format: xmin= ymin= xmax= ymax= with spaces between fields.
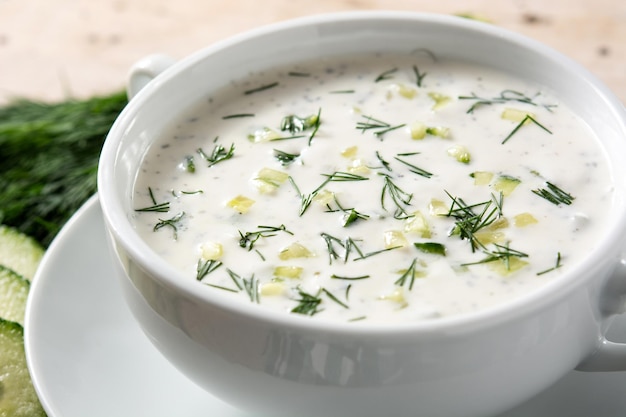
xmin=0 ymin=91 xmax=128 ymax=246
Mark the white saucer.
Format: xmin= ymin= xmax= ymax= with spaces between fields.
xmin=24 ymin=195 xmax=626 ymax=417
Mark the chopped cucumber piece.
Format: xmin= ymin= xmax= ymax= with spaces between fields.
xmin=0 ymin=319 xmax=47 ymax=417
xmin=493 ymin=175 xmax=521 ymax=196
xmin=0 ymin=266 xmax=30 ymax=326
xmin=0 ymin=225 xmax=44 ymax=281
xmin=279 ymin=242 xmax=313 ymax=260
xmin=227 ymin=195 xmax=255 ymax=214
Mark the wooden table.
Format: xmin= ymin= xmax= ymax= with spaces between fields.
xmin=0 ymin=0 xmax=623 ymax=104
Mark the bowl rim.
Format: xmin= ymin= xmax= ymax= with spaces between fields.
xmin=98 ymin=10 xmax=626 ymax=335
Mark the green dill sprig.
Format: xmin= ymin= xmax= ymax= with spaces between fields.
xmin=393 ymin=155 xmax=433 ymax=178
xmin=532 ymin=182 xmax=575 ymax=205
xmin=196 ymin=258 xmax=223 ymax=280
xmin=356 ymin=115 xmax=406 ymax=139
xmin=329 ymin=89 xmax=356 ymax=94
xmin=379 ymin=173 xmax=413 ymax=219
xmin=321 ymin=288 xmax=349 ymax=309
xmin=244 ymin=82 xmax=279 ymax=95
xmin=238 ymin=224 xmax=293 ymax=251
xmin=331 ymin=274 xmax=371 ymax=280
xmin=375 ymin=151 xmax=392 ymax=171
xmin=222 ymin=113 xmax=255 ymax=119
xmin=135 ymin=187 xmax=170 ymax=212
xmin=395 ymin=258 xmax=419 ymax=290
xmin=502 ymin=115 xmax=552 ymax=144
xmin=288 ymin=71 xmax=310 ymax=77
xmin=537 ymin=252 xmax=563 ymax=275
xmin=445 ymin=191 xmax=502 ymax=252
xmin=461 ymin=242 xmax=529 ymax=270
xmin=273 ymin=149 xmax=300 ymax=166
xmin=226 ymin=269 xmax=259 ymax=303
xmin=197 ymin=143 xmax=235 ymax=167
xmin=291 ymin=288 xmax=323 ymax=315
xmin=375 ymin=67 xmax=398 ymax=82
xmin=153 ymin=211 xmax=185 ymax=240
xmin=289 ymin=171 xmax=368 ymax=216
xmin=412 ymin=65 xmax=427 ymax=87
xmin=325 ymin=195 xmax=370 ymax=227
xmin=458 ymin=89 xmax=557 ymax=114
xmin=280 ymin=108 xmax=322 ymax=145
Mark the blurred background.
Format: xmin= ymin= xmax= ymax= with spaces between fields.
xmin=0 ymin=0 xmax=624 ymax=105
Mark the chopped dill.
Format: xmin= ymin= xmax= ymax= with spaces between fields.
xmin=244 ymin=82 xmax=279 ymax=95
xmin=135 ymin=187 xmax=170 ymax=212
xmin=378 ymin=173 xmax=413 ymax=219
xmin=291 ymin=289 xmax=323 ymax=316
xmin=356 ymin=115 xmax=406 ymax=139
xmin=375 ymin=67 xmax=398 ymax=82
xmin=532 ymin=182 xmax=575 ymax=206
xmin=412 ymin=65 xmax=427 ymax=87
xmin=153 ymin=211 xmax=185 ymax=240
xmin=196 ymin=258 xmax=223 ymax=280
xmin=502 ymin=115 xmax=552 ymax=144
xmin=537 ymin=252 xmax=563 ymax=275
xmin=222 ymin=113 xmax=255 ymax=119
xmin=197 ymin=143 xmax=235 ymax=167
xmin=321 ymin=288 xmax=349 ymax=309
xmin=273 ymin=149 xmax=300 ymax=166
xmin=458 ymin=89 xmax=557 ymax=114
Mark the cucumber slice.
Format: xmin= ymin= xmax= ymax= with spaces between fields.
xmin=0 ymin=319 xmax=47 ymax=417
xmin=0 ymin=265 xmax=30 ymax=326
xmin=0 ymin=225 xmax=44 ymax=281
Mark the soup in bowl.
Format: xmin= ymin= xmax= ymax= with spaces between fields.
xmin=98 ymin=11 xmax=626 ymax=417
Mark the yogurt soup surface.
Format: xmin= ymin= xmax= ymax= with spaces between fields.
xmin=132 ymin=52 xmax=614 ymax=323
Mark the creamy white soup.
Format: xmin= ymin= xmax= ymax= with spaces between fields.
xmin=132 ymin=52 xmax=614 ymax=323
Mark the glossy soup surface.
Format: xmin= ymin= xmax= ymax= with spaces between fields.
xmin=132 ymin=52 xmax=614 ymax=323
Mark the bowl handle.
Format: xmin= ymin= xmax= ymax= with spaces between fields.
xmin=126 ymin=54 xmax=176 ymax=100
xmin=577 ymin=259 xmax=626 ymax=371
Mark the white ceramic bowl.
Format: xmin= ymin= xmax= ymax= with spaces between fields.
xmin=98 ymin=11 xmax=626 ymax=417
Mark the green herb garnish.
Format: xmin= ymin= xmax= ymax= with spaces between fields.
xmin=321 ymin=288 xmax=349 ymax=309
xmin=375 ymin=67 xmax=398 ymax=82
xmin=222 ymin=113 xmax=255 ymax=119
xmin=238 ymin=224 xmax=293 ymax=251
xmin=412 ymin=65 xmax=427 ymax=87
xmin=197 ymin=143 xmax=235 ymax=167
xmin=196 ymin=259 xmax=223 ymax=280
xmin=445 ymin=191 xmax=502 ymax=252
xmin=331 ymin=274 xmax=371 ymax=280
xmin=502 ymin=115 xmax=552 ymax=144
xmin=537 ymin=252 xmax=563 ymax=275
xmin=226 ymin=269 xmax=260 ymax=303
xmin=153 ymin=211 xmax=185 ymax=239
xmin=394 ymin=155 xmax=433 ymax=178
xmin=291 ymin=288 xmax=323 ymax=316
xmin=532 ymin=182 xmax=575 ymax=205
xmin=395 ymin=258 xmax=420 ymax=290
xmin=273 ymin=149 xmax=300 ymax=166
xmin=244 ymin=82 xmax=279 ymax=95
xmin=356 ymin=115 xmax=406 ymax=139
xmin=379 ymin=173 xmax=413 ymax=219
xmin=325 ymin=195 xmax=370 ymax=227
xmin=462 ymin=242 xmax=529 ymax=270
xmin=458 ymin=90 xmax=557 ymax=114
xmin=135 ymin=187 xmax=170 ymax=213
